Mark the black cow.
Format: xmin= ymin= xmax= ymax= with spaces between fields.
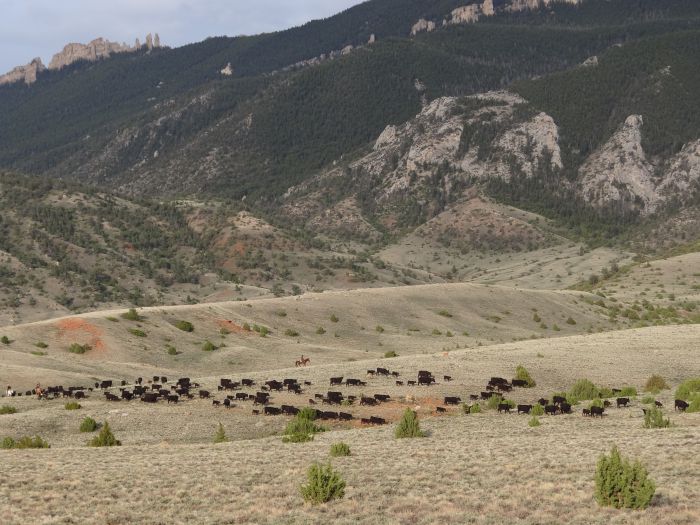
xmin=283 ymin=379 xmax=297 ymax=386
xmin=223 ymin=398 xmax=232 ymax=408
xmin=366 ymin=370 xmax=376 ymax=376
xmin=369 ymin=416 xmax=386 ymax=425
xmin=675 ymin=399 xmax=689 ymax=412
xmin=407 ymin=381 xmax=416 ymax=386
xmin=444 ymin=396 xmax=461 ymax=406
xmin=417 ymin=376 xmax=434 ymax=386
xmin=374 ymin=394 xmax=390 ymax=402
xmin=100 ymin=381 xmax=113 ymax=389
xmin=74 ymin=391 xmax=86 ymax=400
xmin=321 ymin=411 xmax=338 ymax=420
xmin=346 ymin=379 xmax=362 ymax=386
xmin=376 ymin=368 xmax=390 ymax=376
xmin=560 ymin=402 xmax=572 ymax=414
xmin=497 ymin=403 xmax=511 ymax=413
xmin=264 ymin=406 xmax=282 ymax=416
xmin=338 ymin=412 xmax=353 ymax=421
xmin=242 ymin=379 xmax=255 ymax=387
xmin=391 ymin=372 xmax=400 ymax=378
xmin=590 ymin=406 xmax=605 ymax=418
xmin=161 ymin=377 xmax=168 ymax=384
xmin=481 ymin=392 xmax=494 ymax=400
xmin=396 ymin=381 xmax=404 ymax=386
xmin=517 ymin=404 xmax=533 ymax=415
xmin=443 ymin=376 xmax=452 ymax=382
xmin=582 ymin=408 xmax=591 ymax=417
xmin=235 ymin=392 xmax=248 ymax=400
xmin=436 ymin=406 xmax=447 ymax=413
xmin=654 ymin=401 xmax=663 ymax=408
xmin=105 ymin=393 xmax=120 ymax=402
xmin=360 ymin=396 xmax=378 ymax=406
xmin=603 ymin=400 xmax=612 ymax=408
xmin=330 ymin=377 xmax=344 ymax=386
xmin=212 ymin=400 xmax=221 ymax=406
xmin=552 ymin=396 xmax=567 ymax=406
xmin=544 ymin=405 xmax=559 ymax=415
xmin=167 ymin=395 xmax=179 ymax=404
xmin=121 ymin=391 xmax=134 ymax=401
xmin=537 ymin=398 xmax=548 ymax=406
xmin=199 ymin=390 xmax=210 ymax=399
xmin=511 ymin=379 xmax=527 ymax=388
xmin=469 ymin=394 xmax=479 ymax=401
xmin=141 ymin=393 xmax=158 ymax=403
xmin=281 ymin=405 xmax=300 ymax=416
xmin=616 ymin=397 xmax=630 ymax=408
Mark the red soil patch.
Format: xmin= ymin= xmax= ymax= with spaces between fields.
xmin=216 ymin=319 xmax=251 ymax=335
xmin=54 ymin=318 xmax=107 ymax=356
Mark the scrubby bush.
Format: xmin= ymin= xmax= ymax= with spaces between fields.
xmin=283 ymin=408 xmax=325 ymax=443
xmin=0 ymin=405 xmax=18 ymax=415
xmin=202 ymin=340 xmax=217 ymax=352
xmin=644 ymin=375 xmax=669 ymax=394
xmin=395 ymin=409 xmax=426 ymax=438
xmin=643 ymin=407 xmax=671 ymax=429
xmin=35 ymin=342 xmax=48 ymax=349
xmin=589 ymin=399 xmax=604 ymax=409
xmin=437 ymin=310 xmax=453 ymax=318
xmin=569 ymin=379 xmax=599 ymax=401
xmin=174 ymin=320 xmax=194 ymax=332
xmin=166 ymin=345 xmax=178 ymax=355
xmin=595 ymin=446 xmax=655 ymax=509
xmin=330 ymin=442 xmax=351 ymax=457
xmin=486 ymin=395 xmax=504 ymax=410
xmin=121 ymin=308 xmax=143 ymax=321
xmin=285 ymin=329 xmax=300 ymax=337
xmin=79 ymin=417 xmax=98 ymax=433
xmin=375 ymin=325 xmax=385 ymax=333
xmin=316 ymin=327 xmax=326 ymax=335
xmin=463 ymin=402 xmax=481 ymax=414
xmin=214 ymin=423 xmax=229 ymax=443
xmin=1 ymin=336 xmax=11 ymax=345
xmin=675 ymin=378 xmax=700 ymax=401
xmin=300 ymin=462 xmax=346 ymax=504
xmin=641 ymin=396 xmax=655 ymax=404
xmin=515 ymin=365 xmax=536 ymax=387
xmin=64 ymin=402 xmax=81 ymax=410
xmin=68 ymin=343 xmax=90 ymax=354
xmin=128 ymin=328 xmax=147 ymax=337
xmin=619 ymin=386 xmax=637 ymax=397
xmin=384 ymin=350 xmax=398 ymax=358
xmin=88 ymin=422 xmax=121 ymax=447
xmin=566 ymin=317 xmax=577 ymax=325
xmin=330 ymin=314 xmax=339 ymax=323
xmin=1 ymin=436 xmax=50 ymax=449
xmin=530 ymin=404 xmax=544 ymax=416
xmin=528 ymin=416 xmax=541 ymax=427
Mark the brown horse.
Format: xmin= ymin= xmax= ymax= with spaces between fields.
xmin=295 ymin=355 xmax=310 ymax=367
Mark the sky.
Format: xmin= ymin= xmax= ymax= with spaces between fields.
xmin=0 ymin=0 xmax=365 ymax=73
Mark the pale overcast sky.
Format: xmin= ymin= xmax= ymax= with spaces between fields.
xmin=0 ymin=0 xmax=365 ymax=73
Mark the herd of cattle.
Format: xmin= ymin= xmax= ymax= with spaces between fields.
xmin=12 ymin=367 xmax=692 ymax=424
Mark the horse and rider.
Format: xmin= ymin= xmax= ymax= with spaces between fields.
xmin=295 ymin=354 xmax=310 ymax=367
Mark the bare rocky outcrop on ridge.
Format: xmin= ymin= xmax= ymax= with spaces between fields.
xmin=0 ymin=58 xmax=45 ymax=86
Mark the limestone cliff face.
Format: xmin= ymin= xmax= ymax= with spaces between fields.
xmin=0 ymin=58 xmax=45 ymax=86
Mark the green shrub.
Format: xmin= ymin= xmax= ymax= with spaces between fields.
xmin=214 ymin=423 xmax=229 ymax=443
xmin=395 ymin=409 xmax=426 ymax=438
xmin=486 ymin=395 xmax=504 ymax=410
xmin=79 ymin=417 xmax=98 ymax=433
xmin=595 ymin=446 xmax=655 ymax=509
xmin=533 ymin=313 xmax=541 ymax=323
xmin=284 ymin=329 xmax=300 ymax=337
xmin=121 ymin=308 xmax=143 ymax=321
xmin=243 ymin=323 xmax=251 ymax=331
xmin=528 ymin=416 xmax=541 ymax=427
xmin=643 ymin=407 xmax=671 ymax=429
xmin=1 ymin=336 xmax=11 ymax=345
xmin=68 ymin=343 xmax=90 ymax=354
xmin=1 ymin=436 xmax=50 ymax=449
xmin=202 ymin=340 xmax=217 ymax=352
xmin=675 ymin=378 xmax=700 ymax=401
xmin=566 ymin=317 xmax=577 ymax=325
xmin=128 ymin=328 xmax=147 ymax=337
xmin=330 ymin=314 xmax=339 ymax=323
xmin=641 ymin=396 xmax=655 ymax=404
xmin=619 ymin=386 xmax=637 ymax=397
xmin=283 ymin=408 xmax=325 ymax=443
xmin=316 ymin=327 xmax=326 ymax=335
xmin=35 ymin=342 xmax=48 ymax=349
xmin=569 ymin=379 xmax=599 ymax=402
xmin=330 ymin=442 xmax=351 ymax=457
xmin=384 ymin=350 xmax=398 ymax=358
xmin=64 ymin=402 xmax=81 ymax=410
xmin=589 ymin=399 xmax=604 ymax=409
xmin=174 ymin=320 xmax=194 ymax=332
xmin=166 ymin=345 xmax=178 ymax=355
xmin=106 ymin=316 xmax=119 ymax=322
xmin=437 ymin=310 xmax=453 ymax=318
xmin=515 ymin=365 xmax=536 ymax=387
xmin=463 ymin=402 xmax=481 ymax=414
xmin=644 ymin=375 xmax=669 ymax=394
xmin=530 ymin=404 xmax=544 ymax=416
xmin=375 ymin=325 xmax=385 ymax=333
xmin=300 ymin=462 xmax=346 ymax=505
xmin=88 ymin=422 xmax=121 ymax=447
xmin=0 ymin=405 xmax=18 ymax=415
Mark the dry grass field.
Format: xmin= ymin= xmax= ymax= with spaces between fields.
xmin=1 ymin=322 xmax=699 ymax=524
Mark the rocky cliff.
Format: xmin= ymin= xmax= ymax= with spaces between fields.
xmin=0 ymin=58 xmax=45 ymax=86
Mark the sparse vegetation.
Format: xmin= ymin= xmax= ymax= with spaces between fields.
xmin=68 ymin=343 xmax=90 ymax=354
xmin=174 ymin=320 xmax=194 ymax=332
xmin=300 ymin=462 xmax=346 ymax=505
xmin=515 ymin=365 xmax=536 ymax=387
xmin=330 ymin=314 xmax=339 ymax=323
xmin=528 ymin=416 xmax=541 ymax=427
xmin=644 ymin=375 xmax=669 ymax=394
xmin=595 ymin=446 xmax=655 ymax=509
xmin=1 ymin=336 xmax=11 ymax=345
xmin=530 ymin=404 xmax=544 ymax=416
xmin=566 ymin=317 xmax=577 ymax=325
xmin=315 ymin=327 xmax=326 ymax=335
xmin=283 ymin=408 xmax=325 ymax=443
xmin=395 ymin=409 xmax=426 ymax=438
xmin=79 ymin=417 xmax=98 ymax=433
xmin=643 ymin=407 xmax=671 ymax=429
xmin=437 ymin=310 xmax=453 ymax=318
xmin=121 ymin=308 xmax=143 ymax=321
xmin=202 ymin=340 xmax=217 ymax=352
xmin=34 ymin=342 xmax=48 ymax=349
xmin=1 ymin=436 xmax=50 ymax=449
xmin=128 ymin=328 xmax=147 ymax=337
xmin=284 ymin=329 xmax=300 ymax=337
xmin=384 ymin=350 xmax=398 ymax=358
xmin=0 ymin=405 xmax=18 ymax=415
xmin=166 ymin=345 xmax=178 ymax=355
xmin=64 ymin=402 xmax=81 ymax=410
xmin=214 ymin=423 xmax=229 ymax=443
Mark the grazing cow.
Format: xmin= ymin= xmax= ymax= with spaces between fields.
xmin=444 ymin=396 xmax=461 ymax=406
xmin=537 ymin=398 xmax=548 ymax=406
xmin=376 ymin=368 xmax=390 ymax=376
xmin=223 ymin=399 xmax=231 ymax=408
xmin=603 ymin=400 xmax=612 ymax=408
xmin=616 ymin=397 xmax=630 ymax=408
xmin=283 ymin=379 xmax=297 ymax=386
xmin=346 ymin=379 xmax=362 ymax=386
xmin=254 ymin=396 xmax=269 ymax=406
xmin=544 ymin=405 xmax=559 ymax=415
xmin=444 ymin=376 xmax=452 ymax=382
xmin=167 ymin=395 xmax=179 ymax=404
xmin=366 ymin=370 xmax=376 ymax=376
xmin=199 ymin=390 xmax=210 ymax=399
xmin=481 ymin=392 xmax=494 ymax=400
xmin=655 ymin=401 xmax=663 ymax=408
xmin=152 ymin=376 xmax=159 ymax=383
xmin=161 ymin=377 xmax=168 ymax=384
xmin=308 ymin=399 xmax=316 ymax=405
xmin=396 ymin=381 xmax=404 ymax=386
xmin=100 ymin=381 xmax=113 ymax=389
xmin=330 ymin=377 xmax=344 ymax=386
xmin=560 ymin=402 xmax=572 ymax=414
xmin=281 ymin=405 xmax=300 ymax=416
xmin=407 ymin=381 xmax=416 ymax=386
xmin=590 ymin=406 xmax=605 ymax=418
xmin=369 ymin=416 xmax=386 ymax=425
xmin=517 ymin=404 xmax=533 ymax=415
xmin=235 ymin=392 xmax=248 ymax=400
xmin=304 ymin=381 xmax=312 ymax=386
xmin=374 ymin=394 xmax=391 ymax=402
xmin=242 ymin=379 xmax=255 ymax=387
xmin=552 ymin=396 xmax=567 ymax=406
xmin=417 ymin=376 xmax=434 ymax=386
xmin=74 ymin=391 xmax=86 ymax=400
xmin=105 ymin=393 xmax=120 ymax=402
xmin=141 ymin=393 xmax=158 ymax=403
xmin=582 ymin=408 xmax=591 ymax=417
xmin=675 ymin=399 xmax=689 ymax=412
xmin=264 ymin=406 xmax=282 ymax=416
xmin=121 ymin=380 xmax=127 ymax=387
xmin=314 ymin=393 xmax=324 ymax=399
xmin=511 ymin=379 xmax=527 ymax=388
xmin=391 ymin=372 xmax=400 ymax=378
xmin=497 ymin=403 xmax=511 ymax=413
xmin=436 ymin=406 xmax=447 ymax=413
xmin=469 ymin=394 xmax=479 ymax=401
xmin=136 ymin=378 xmax=143 ymax=385
xmin=289 ymin=384 xmax=303 ymax=394
xmin=212 ymin=400 xmax=221 ymax=406
xmin=121 ymin=391 xmax=134 ymax=401
xmin=360 ymin=418 xmax=372 ymax=425
xmin=252 ymin=409 xmax=259 ymax=415
xmin=360 ymin=396 xmax=378 ymax=406
xmin=339 ymin=412 xmax=353 ymax=421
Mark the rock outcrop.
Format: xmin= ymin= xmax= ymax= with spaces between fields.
xmin=0 ymin=58 xmax=45 ymax=86
xmin=411 ymin=19 xmax=436 ymax=36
